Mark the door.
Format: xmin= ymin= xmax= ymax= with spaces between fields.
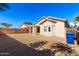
xmin=37 ymin=26 xmax=40 ymax=33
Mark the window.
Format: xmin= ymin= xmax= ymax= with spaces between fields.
xmin=44 ymin=26 xmax=51 ymax=32
xmin=48 ymin=26 xmax=50 ymax=32
xmin=44 ymin=26 xmax=48 ymax=32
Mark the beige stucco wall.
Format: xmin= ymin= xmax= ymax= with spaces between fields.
xmin=39 ymin=21 xmax=56 ymax=36
xmin=35 ymin=19 xmax=66 ymax=38
xmin=55 ymin=21 xmax=66 ymax=38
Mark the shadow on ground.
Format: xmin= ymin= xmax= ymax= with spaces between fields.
xmin=0 ymin=33 xmax=53 ymax=56
xmin=51 ymin=42 xmax=76 ymax=56
xmin=29 ymin=41 xmax=48 ymax=48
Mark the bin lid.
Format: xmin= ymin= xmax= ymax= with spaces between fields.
xmin=66 ymin=32 xmax=74 ymax=34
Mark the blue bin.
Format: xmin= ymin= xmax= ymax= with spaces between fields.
xmin=66 ymin=32 xmax=75 ymax=44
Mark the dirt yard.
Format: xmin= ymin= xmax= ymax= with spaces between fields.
xmin=0 ymin=34 xmax=78 ymax=56
xmin=6 ymin=34 xmax=66 ymax=50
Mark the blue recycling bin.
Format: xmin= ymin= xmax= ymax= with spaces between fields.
xmin=66 ymin=32 xmax=75 ymax=44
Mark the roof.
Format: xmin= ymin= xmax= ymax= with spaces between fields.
xmin=39 ymin=20 xmax=57 ymax=25
xmin=34 ymin=16 xmax=66 ymax=25
xmin=34 ymin=16 xmax=47 ymax=25
xmin=48 ymin=16 xmax=66 ymax=22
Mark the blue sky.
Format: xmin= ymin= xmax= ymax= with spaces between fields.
xmin=0 ymin=3 xmax=79 ymax=28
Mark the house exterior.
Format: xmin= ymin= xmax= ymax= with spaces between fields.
xmin=32 ymin=16 xmax=70 ymax=38
xmin=20 ymin=22 xmax=32 ymax=33
xmin=20 ymin=16 xmax=70 ymax=38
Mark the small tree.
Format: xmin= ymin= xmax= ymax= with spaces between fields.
xmin=1 ymin=23 xmax=13 ymax=28
xmin=74 ymin=16 xmax=79 ymax=28
xmin=23 ymin=22 xmax=32 ymax=25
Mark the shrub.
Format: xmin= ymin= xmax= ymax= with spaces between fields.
xmin=29 ymin=41 xmax=47 ymax=48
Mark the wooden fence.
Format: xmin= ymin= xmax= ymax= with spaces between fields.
xmin=0 ymin=28 xmax=29 ymax=34
xmin=76 ymin=32 xmax=79 ymax=40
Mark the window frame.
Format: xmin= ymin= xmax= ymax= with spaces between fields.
xmin=44 ymin=26 xmax=51 ymax=32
